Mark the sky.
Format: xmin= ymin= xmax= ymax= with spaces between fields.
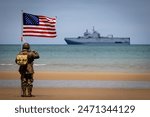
xmin=0 ymin=0 xmax=150 ymax=44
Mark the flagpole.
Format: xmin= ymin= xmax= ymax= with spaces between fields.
xmin=21 ymin=10 xmax=24 ymax=50
xmin=20 ymin=10 xmax=24 ymax=97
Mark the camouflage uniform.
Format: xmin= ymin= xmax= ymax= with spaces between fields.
xmin=16 ymin=43 xmax=39 ymax=97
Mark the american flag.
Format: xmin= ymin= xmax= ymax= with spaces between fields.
xmin=23 ymin=13 xmax=56 ymax=38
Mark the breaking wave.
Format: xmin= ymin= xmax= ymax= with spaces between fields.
xmin=0 ymin=64 xmax=46 ymax=66
xmin=34 ymin=64 xmax=46 ymax=66
xmin=0 ymin=64 xmax=13 ymax=66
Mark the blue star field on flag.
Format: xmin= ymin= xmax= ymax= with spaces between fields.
xmin=23 ymin=13 xmax=39 ymax=25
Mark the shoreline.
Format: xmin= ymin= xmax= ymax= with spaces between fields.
xmin=0 ymin=71 xmax=150 ymax=81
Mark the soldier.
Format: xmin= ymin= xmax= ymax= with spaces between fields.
xmin=16 ymin=43 xmax=39 ymax=97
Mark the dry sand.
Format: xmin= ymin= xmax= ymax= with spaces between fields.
xmin=0 ymin=71 xmax=150 ymax=100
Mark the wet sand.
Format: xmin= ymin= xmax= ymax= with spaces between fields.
xmin=0 ymin=71 xmax=150 ymax=81
xmin=0 ymin=88 xmax=150 ymax=100
xmin=0 ymin=71 xmax=150 ymax=100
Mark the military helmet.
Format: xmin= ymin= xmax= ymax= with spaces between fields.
xmin=22 ymin=43 xmax=30 ymax=50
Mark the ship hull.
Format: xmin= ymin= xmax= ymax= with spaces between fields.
xmin=64 ymin=37 xmax=130 ymax=45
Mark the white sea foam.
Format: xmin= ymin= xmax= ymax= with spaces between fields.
xmin=34 ymin=64 xmax=46 ymax=66
xmin=0 ymin=64 xmax=13 ymax=66
xmin=0 ymin=63 xmax=46 ymax=66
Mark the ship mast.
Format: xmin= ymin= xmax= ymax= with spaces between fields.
xmin=93 ymin=26 xmax=95 ymax=32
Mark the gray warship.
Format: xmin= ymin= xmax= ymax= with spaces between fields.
xmin=64 ymin=27 xmax=130 ymax=45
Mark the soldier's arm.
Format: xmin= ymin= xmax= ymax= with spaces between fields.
xmin=32 ymin=51 xmax=40 ymax=59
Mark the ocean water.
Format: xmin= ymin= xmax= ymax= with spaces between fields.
xmin=0 ymin=44 xmax=150 ymax=73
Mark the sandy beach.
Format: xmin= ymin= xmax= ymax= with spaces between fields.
xmin=0 ymin=71 xmax=150 ymax=81
xmin=0 ymin=71 xmax=150 ymax=100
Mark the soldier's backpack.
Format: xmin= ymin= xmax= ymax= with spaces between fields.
xmin=16 ymin=52 xmax=28 ymax=66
